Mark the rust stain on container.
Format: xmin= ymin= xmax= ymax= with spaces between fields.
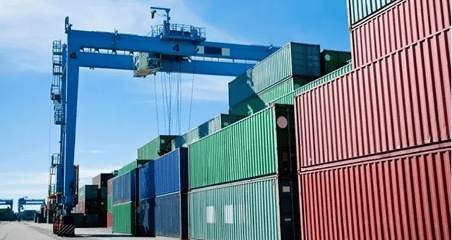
xmin=351 ymin=0 xmax=451 ymax=68
xmin=295 ymin=28 xmax=451 ymax=168
xmin=298 ymin=143 xmax=451 ymax=240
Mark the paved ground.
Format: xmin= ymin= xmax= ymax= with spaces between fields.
xmin=0 ymin=221 xmax=181 ymax=240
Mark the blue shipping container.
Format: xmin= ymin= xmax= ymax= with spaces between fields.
xmin=154 ymin=148 xmax=188 ymax=196
xmin=138 ymin=161 xmax=155 ymax=200
xmin=139 ymin=148 xmax=188 ymax=198
xmin=155 ymin=193 xmax=188 ymax=239
xmin=137 ymin=198 xmax=155 ymax=237
xmin=112 ymin=170 xmax=136 ymax=204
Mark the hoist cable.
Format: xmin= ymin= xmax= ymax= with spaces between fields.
xmin=188 ymin=61 xmax=195 ymax=131
xmin=153 ymin=75 xmax=160 ymax=135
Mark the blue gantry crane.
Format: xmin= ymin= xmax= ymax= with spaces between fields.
xmin=17 ymin=198 xmax=45 ymax=221
xmin=0 ymin=199 xmax=13 ymax=221
xmin=50 ymin=7 xmax=278 ymax=236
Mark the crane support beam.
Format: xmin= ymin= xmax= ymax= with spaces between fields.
xmin=68 ymin=30 xmax=275 ymax=61
xmin=77 ymin=52 xmax=254 ymax=76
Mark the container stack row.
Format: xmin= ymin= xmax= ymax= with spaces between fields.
xmin=104 ymin=42 xmax=354 ymax=238
xmin=228 ymin=43 xmax=351 ymax=116
xmin=293 ymin=0 xmax=451 ymax=239
xmin=137 ymin=148 xmax=189 ymax=238
xmin=75 ymin=173 xmax=113 ymax=228
xmin=189 ymin=104 xmax=301 ymax=240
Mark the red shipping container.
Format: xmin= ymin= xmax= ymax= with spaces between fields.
xmin=295 ymin=28 xmax=451 ymax=168
xmin=107 ymin=211 xmax=113 ymax=229
xmin=107 ymin=179 xmax=112 ymax=195
xmin=298 ymin=142 xmax=451 ymax=240
xmin=351 ymin=0 xmax=451 ymax=68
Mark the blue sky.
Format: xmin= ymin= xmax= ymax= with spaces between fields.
xmin=0 ymin=0 xmax=350 ymax=211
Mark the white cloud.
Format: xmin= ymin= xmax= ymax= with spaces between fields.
xmin=0 ymin=0 xmax=248 ymax=73
xmin=78 ymin=149 xmax=106 ymax=154
xmin=78 ymin=165 xmax=120 ymax=186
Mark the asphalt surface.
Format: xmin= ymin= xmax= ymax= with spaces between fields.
xmin=0 ymin=221 xmax=180 ymax=240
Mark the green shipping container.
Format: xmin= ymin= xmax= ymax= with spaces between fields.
xmin=189 ymin=104 xmax=296 ymax=189
xmin=172 ymin=114 xmax=245 ymax=149
xmin=112 ymin=202 xmax=135 ymax=234
xmin=347 ymin=0 xmax=398 ymax=27
xmin=189 ymin=176 xmax=300 ymax=240
xmin=137 ymin=135 xmax=178 ymax=160
xmin=118 ymin=159 xmax=149 ymax=176
xmin=107 ymin=195 xmax=112 ymax=212
xmin=228 ymin=42 xmax=320 ymax=107
xmin=268 ymin=62 xmax=353 ymax=106
xmin=320 ymin=50 xmax=351 ymax=75
xmin=229 ymin=77 xmax=312 ymax=116
xmin=252 ymin=42 xmax=320 ymax=93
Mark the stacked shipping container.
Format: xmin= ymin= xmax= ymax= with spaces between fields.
xmin=112 ymin=170 xmax=137 ymax=234
xmin=228 ymin=42 xmax=321 ymax=116
xmin=171 ymin=114 xmax=245 ymax=149
xmin=294 ymin=0 xmax=451 ymax=239
xmin=92 ymin=173 xmax=113 ymax=227
xmin=137 ymin=148 xmax=189 ymax=238
xmin=137 ymin=135 xmax=178 ymax=160
xmin=348 ymin=0 xmax=450 ymax=68
xmin=107 ymin=178 xmax=113 ymax=228
xmin=189 ymin=104 xmax=301 ymax=239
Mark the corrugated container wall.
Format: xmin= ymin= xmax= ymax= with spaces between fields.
xmin=137 ymin=198 xmax=155 ymax=237
xmin=228 ymin=42 xmax=320 ymax=107
xmin=252 ymin=42 xmax=320 ymax=92
xmin=172 ymin=114 xmax=244 ymax=149
xmin=107 ymin=211 xmax=113 ymax=228
xmin=155 ymin=193 xmax=188 ymax=239
xmin=78 ymin=185 xmax=98 ymax=201
xmin=137 ymin=135 xmax=178 ymax=160
xmin=112 ymin=202 xmax=135 ymax=234
xmin=189 ymin=104 xmax=297 ymax=189
xmin=229 ymin=77 xmax=313 ymax=116
xmin=117 ymin=159 xmax=149 ymax=176
xmin=112 ymin=170 xmax=136 ymax=204
xmin=320 ymin=50 xmax=351 ymax=75
xmin=295 ymin=28 xmax=451 ymax=168
xmin=267 ymin=62 xmax=353 ymax=107
xmin=154 ymin=148 xmax=188 ymax=196
xmin=350 ymin=0 xmax=451 ymax=68
xmin=138 ymin=161 xmax=155 ymax=200
xmin=298 ymin=143 xmax=451 ymax=240
xmin=347 ymin=0 xmax=399 ymax=27
xmin=189 ymin=176 xmax=300 ymax=240
xmin=107 ymin=179 xmax=113 ymax=212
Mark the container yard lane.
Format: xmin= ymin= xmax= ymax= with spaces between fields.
xmin=0 ymin=222 xmax=184 ymax=240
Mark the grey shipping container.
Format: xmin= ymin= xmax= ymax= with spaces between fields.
xmin=189 ymin=176 xmax=300 ymax=240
